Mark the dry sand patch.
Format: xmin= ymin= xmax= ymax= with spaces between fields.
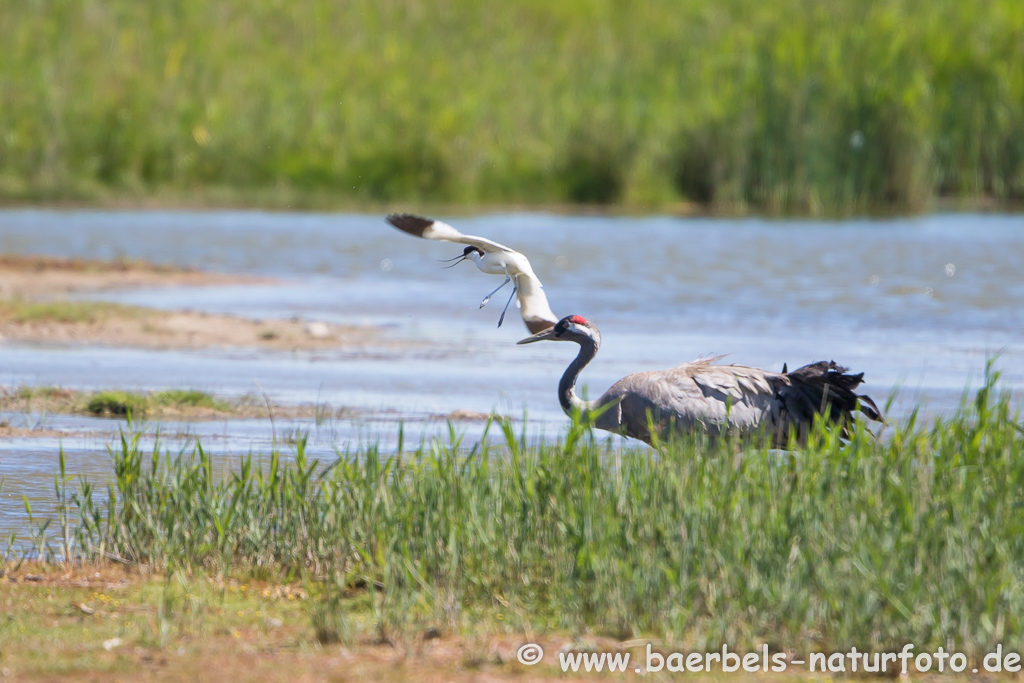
xmin=0 ymin=254 xmax=263 ymax=297
xmin=0 ymin=254 xmax=383 ymax=351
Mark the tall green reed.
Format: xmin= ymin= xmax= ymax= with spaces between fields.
xmin=1 ymin=0 xmax=1021 ymax=212
xmin=31 ymin=365 xmax=1019 ymax=654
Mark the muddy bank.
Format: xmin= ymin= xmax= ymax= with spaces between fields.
xmin=0 ymin=387 xmax=496 ymax=443
xmin=0 ymin=386 xmax=351 ymax=422
xmin=0 ymin=253 xmax=263 ymax=297
xmin=0 ymin=423 xmax=91 ymax=439
xmin=0 ymin=253 xmax=383 ymax=351
xmin=0 ymin=305 xmax=379 ymax=351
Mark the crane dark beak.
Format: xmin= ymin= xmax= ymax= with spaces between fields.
xmin=516 ymin=327 xmax=557 ymax=344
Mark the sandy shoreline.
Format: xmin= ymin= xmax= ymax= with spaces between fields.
xmin=0 ymin=253 xmax=494 ymax=441
xmin=0 ymin=253 xmax=264 ymax=296
xmin=0 ymin=384 xmax=496 ymax=441
xmin=0 ymin=386 xmax=335 ymax=421
xmin=0 ymin=308 xmax=380 ymax=351
xmin=0 ymin=253 xmax=383 ymax=351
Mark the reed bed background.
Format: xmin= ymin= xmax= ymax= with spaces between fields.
xmin=2 ymin=0 xmax=1022 ymax=213
xmin=8 ymin=367 xmax=1023 ymax=656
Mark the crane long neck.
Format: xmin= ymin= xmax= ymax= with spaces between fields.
xmin=559 ymin=336 xmax=600 ymax=415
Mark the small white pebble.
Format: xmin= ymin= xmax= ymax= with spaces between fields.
xmin=304 ymin=321 xmax=331 ymax=339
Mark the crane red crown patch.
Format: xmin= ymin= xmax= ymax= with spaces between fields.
xmin=568 ymin=315 xmax=588 ymax=325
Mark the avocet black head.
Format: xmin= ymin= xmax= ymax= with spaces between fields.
xmin=439 ymin=245 xmax=486 ymax=268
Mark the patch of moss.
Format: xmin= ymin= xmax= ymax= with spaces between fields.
xmin=1 ymin=299 xmax=145 ymax=324
xmin=83 ymin=389 xmax=231 ymax=416
xmin=153 ymin=389 xmax=231 ymax=412
xmin=84 ymin=391 xmax=151 ymax=416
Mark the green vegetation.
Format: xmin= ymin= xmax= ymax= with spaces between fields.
xmin=0 ymin=385 xmax=310 ymax=421
xmin=152 ymin=388 xmax=231 ymax=411
xmin=1 ymin=0 xmax=1022 ymax=213
xmin=9 ymin=367 xmax=1019 ymax=660
xmin=0 ymin=299 xmax=143 ymax=324
xmin=84 ymin=391 xmax=152 ymax=416
xmin=84 ymin=389 xmax=231 ymax=416
xmin=13 ymin=385 xmax=69 ymax=401
xmin=0 ymin=566 xmax=327 ymax=680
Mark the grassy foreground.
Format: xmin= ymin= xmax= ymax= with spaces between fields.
xmin=4 ymin=368 xmax=1019 ymax=655
xmin=3 ymin=369 xmax=1023 ymax=678
xmin=2 ymin=0 xmax=1023 ymax=213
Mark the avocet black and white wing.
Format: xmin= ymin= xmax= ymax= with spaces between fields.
xmin=386 ymin=213 xmax=557 ymax=333
xmin=386 ymin=213 xmax=514 ymax=254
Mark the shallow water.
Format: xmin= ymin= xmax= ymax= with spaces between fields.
xmin=1 ymin=209 xmax=1022 ymax=537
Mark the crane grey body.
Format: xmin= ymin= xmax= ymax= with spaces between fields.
xmin=519 ymin=315 xmax=881 ymax=445
xmin=386 ymin=213 xmax=558 ymax=333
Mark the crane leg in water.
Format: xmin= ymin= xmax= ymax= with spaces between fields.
xmin=479 ymin=274 xmax=512 ymax=308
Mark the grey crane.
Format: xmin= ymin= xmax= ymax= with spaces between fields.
xmin=518 ymin=314 xmax=882 ymax=445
